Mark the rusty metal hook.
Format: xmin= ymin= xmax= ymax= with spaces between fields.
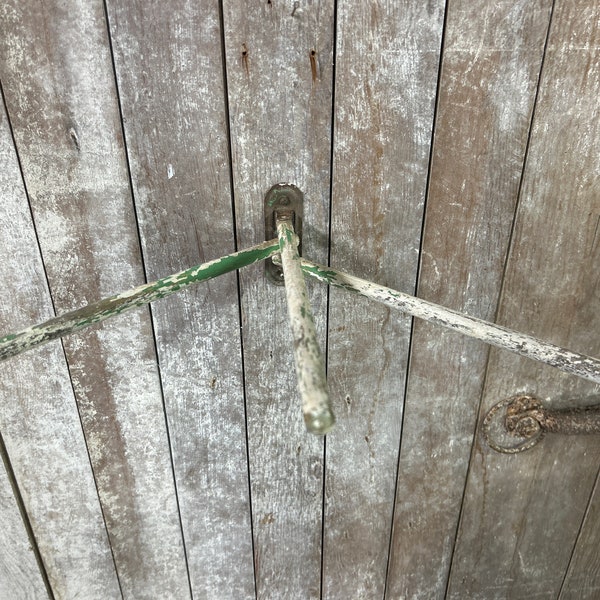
xmin=483 ymin=395 xmax=600 ymax=453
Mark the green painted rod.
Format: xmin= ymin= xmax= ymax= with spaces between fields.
xmin=300 ymin=260 xmax=600 ymax=386
xmin=0 ymin=239 xmax=279 ymax=362
xmin=277 ymin=216 xmax=335 ymax=435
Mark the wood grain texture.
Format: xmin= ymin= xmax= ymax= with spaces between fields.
xmin=323 ymin=2 xmax=444 ymax=597
xmin=223 ymin=0 xmax=334 ymax=596
xmin=447 ymin=1 xmax=600 ymax=597
xmin=0 ymin=96 xmax=120 ymax=599
xmin=560 ymin=471 xmax=600 ymax=599
xmin=0 ymin=1 xmax=189 ymax=597
xmin=105 ymin=0 xmax=256 ymax=596
xmin=0 ymin=443 xmax=48 ymax=600
xmin=385 ymin=2 xmax=552 ymax=598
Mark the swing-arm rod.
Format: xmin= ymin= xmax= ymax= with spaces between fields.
xmin=0 ymin=239 xmax=279 ymax=361
xmin=300 ymin=260 xmax=600 ymax=385
xmin=276 ymin=215 xmax=334 ymax=435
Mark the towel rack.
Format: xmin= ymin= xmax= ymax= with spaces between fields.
xmin=1 ymin=184 xmax=599 ymax=437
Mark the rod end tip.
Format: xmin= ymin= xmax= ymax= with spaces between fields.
xmin=305 ymin=408 xmax=335 ymax=435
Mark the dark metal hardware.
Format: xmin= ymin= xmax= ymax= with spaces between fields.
xmin=264 ymin=183 xmax=303 ymax=284
xmin=483 ymin=394 xmax=600 ymax=453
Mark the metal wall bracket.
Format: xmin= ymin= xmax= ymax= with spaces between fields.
xmin=483 ymin=395 xmax=600 ymax=453
xmin=264 ymin=183 xmax=303 ymax=285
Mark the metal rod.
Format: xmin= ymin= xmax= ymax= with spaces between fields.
xmin=539 ymin=406 xmax=600 ymax=434
xmin=301 ymin=260 xmax=600 ymax=385
xmin=276 ymin=215 xmax=334 ymax=435
xmin=0 ymin=239 xmax=280 ymax=361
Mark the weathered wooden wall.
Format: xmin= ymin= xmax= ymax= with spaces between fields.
xmin=0 ymin=0 xmax=599 ymax=598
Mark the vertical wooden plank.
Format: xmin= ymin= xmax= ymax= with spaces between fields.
xmin=0 ymin=445 xmax=49 ymax=599
xmin=448 ymin=1 xmax=600 ymax=597
xmin=323 ymin=2 xmax=444 ymax=597
xmin=385 ymin=2 xmax=552 ymax=598
xmin=0 ymin=95 xmax=120 ymax=598
xmin=560 ymin=472 xmax=600 ymax=599
xmin=105 ymin=0 xmax=255 ymax=596
xmin=223 ymin=1 xmax=334 ymax=597
xmin=0 ymin=2 xmax=189 ymax=597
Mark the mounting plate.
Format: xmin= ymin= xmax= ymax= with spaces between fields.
xmin=264 ymin=183 xmax=303 ymax=285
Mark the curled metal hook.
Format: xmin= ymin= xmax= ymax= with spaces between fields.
xmin=483 ymin=394 xmax=600 ymax=454
xmin=483 ymin=395 xmax=545 ymax=454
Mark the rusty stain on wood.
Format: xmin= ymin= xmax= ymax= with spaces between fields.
xmin=241 ymin=43 xmax=249 ymax=75
xmin=310 ymin=49 xmax=318 ymax=83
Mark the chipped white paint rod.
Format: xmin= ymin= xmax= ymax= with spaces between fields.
xmin=276 ymin=214 xmax=335 ymax=435
xmin=300 ymin=260 xmax=600 ymax=386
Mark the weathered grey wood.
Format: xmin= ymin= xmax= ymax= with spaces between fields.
xmin=0 ymin=2 xmax=189 ymax=597
xmin=447 ymin=1 xmax=600 ymax=597
xmin=0 ymin=94 xmax=120 ymax=598
xmin=323 ymin=3 xmax=444 ymax=597
xmin=0 ymin=439 xmax=50 ymax=598
xmin=223 ymin=0 xmax=334 ymax=596
xmin=560 ymin=472 xmax=600 ymax=599
xmin=105 ymin=0 xmax=256 ymax=595
xmin=385 ymin=2 xmax=553 ymax=597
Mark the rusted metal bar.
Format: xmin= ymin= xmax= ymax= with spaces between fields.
xmin=300 ymin=259 xmax=600 ymax=386
xmin=483 ymin=395 xmax=600 ymax=453
xmin=276 ymin=215 xmax=334 ymax=435
xmin=0 ymin=239 xmax=280 ymax=361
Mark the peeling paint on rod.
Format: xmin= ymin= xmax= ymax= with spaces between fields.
xmin=1 ymin=238 xmax=598 ymax=395
xmin=300 ymin=260 xmax=600 ymax=386
xmin=0 ymin=239 xmax=280 ymax=361
xmin=277 ymin=216 xmax=335 ymax=435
